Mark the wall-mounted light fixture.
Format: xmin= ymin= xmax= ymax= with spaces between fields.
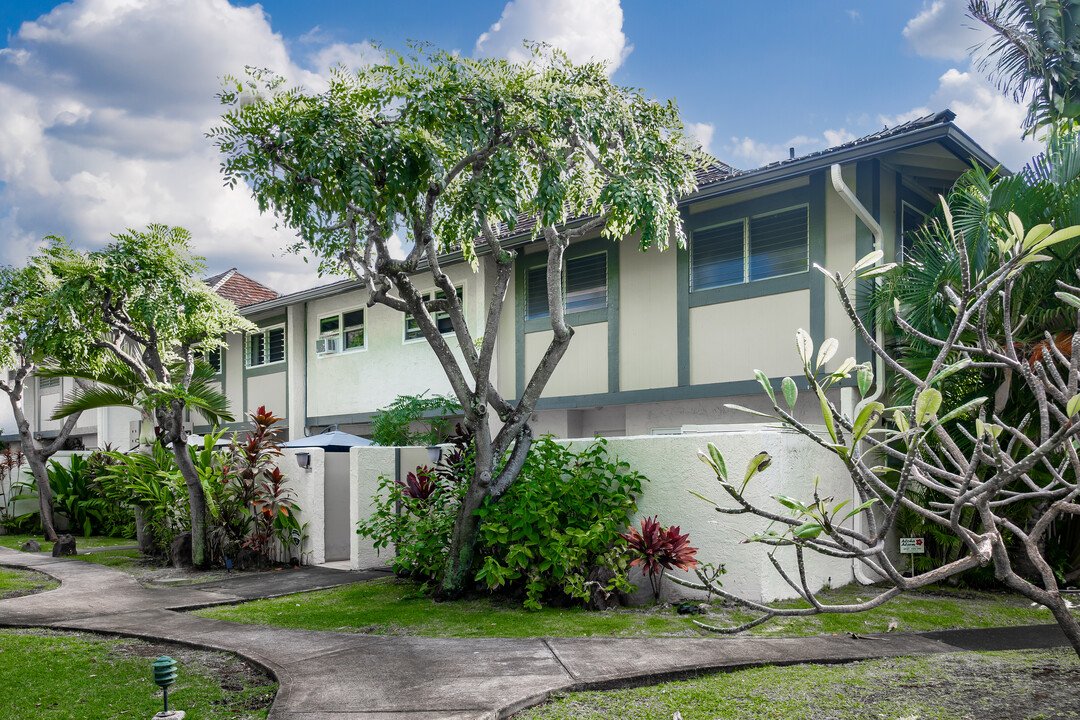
xmin=295 ymin=451 xmax=312 ymax=470
xmin=426 ymin=445 xmax=442 ymax=464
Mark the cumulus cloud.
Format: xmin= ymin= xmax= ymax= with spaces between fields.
xmin=0 ymin=0 xmax=338 ymax=294
xmin=686 ymin=121 xmax=715 ymax=154
xmin=895 ymin=2 xmax=1034 ymax=171
xmin=721 ymin=130 xmax=854 ymax=169
xmin=308 ymin=41 xmax=384 ymax=76
xmin=903 ymin=0 xmax=993 ymax=62
xmin=474 ymin=0 xmax=631 ymax=74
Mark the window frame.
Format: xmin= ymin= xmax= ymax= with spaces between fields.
xmin=403 ymin=285 xmax=464 ymax=344
xmin=523 ymin=250 xmax=610 ymax=328
xmin=316 ymin=307 xmax=366 ymax=356
xmin=683 ymin=182 xmax=817 ymax=308
xmin=193 ymin=343 xmax=223 ymax=375
xmin=690 ymin=202 xmax=809 ymax=292
xmin=245 ymin=323 xmax=286 ymax=369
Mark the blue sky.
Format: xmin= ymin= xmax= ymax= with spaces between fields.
xmin=0 ymin=0 xmax=1035 ymax=293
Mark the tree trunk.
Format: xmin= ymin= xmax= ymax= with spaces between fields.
xmin=132 ymin=504 xmax=155 ymax=554
xmin=171 ymin=437 xmax=209 ymax=568
xmin=23 ymin=450 xmax=58 ymax=542
xmin=438 ymin=471 xmax=491 ymax=598
xmin=1046 ymin=594 xmax=1080 ymax=661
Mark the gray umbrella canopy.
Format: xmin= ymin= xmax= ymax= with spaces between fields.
xmin=282 ymin=430 xmax=374 ymax=452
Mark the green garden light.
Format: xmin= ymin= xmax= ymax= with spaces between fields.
xmin=152 ymin=655 xmax=178 ymax=714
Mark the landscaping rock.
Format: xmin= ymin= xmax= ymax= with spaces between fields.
xmin=51 ymin=534 xmax=76 ymax=557
xmin=170 ymin=532 xmax=193 ymax=569
xmin=20 ymin=539 xmax=41 ymax=552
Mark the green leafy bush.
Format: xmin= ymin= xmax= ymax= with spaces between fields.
xmin=370 ymin=391 xmax=462 ymax=447
xmin=357 ymin=433 xmax=646 ymax=609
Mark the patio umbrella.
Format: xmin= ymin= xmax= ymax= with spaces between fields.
xmin=282 ymin=429 xmax=374 ymax=452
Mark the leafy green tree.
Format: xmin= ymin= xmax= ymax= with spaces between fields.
xmin=211 ymin=45 xmax=697 ymax=595
xmin=0 ymin=245 xmax=94 ymax=540
xmin=370 ymin=392 xmax=462 ymax=448
xmin=44 ymin=225 xmax=254 ymax=566
xmin=970 ymin=0 xmax=1080 ymax=136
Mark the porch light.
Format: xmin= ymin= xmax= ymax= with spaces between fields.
xmin=426 ymin=446 xmax=442 ymax=464
xmin=295 ymin=451 xmax=311 ymax=470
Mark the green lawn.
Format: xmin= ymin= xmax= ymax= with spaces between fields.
xmin=0 ymin=534 xmax=135 ymax=552
xmin=0 ymin=567 xmax=58 ymax=599
xmin=193 ymin=576 xmax=1065 ymax=638
xmin=0 ymin=628 xmax=275 ymax=720
xmin=513 ymin=648 xmax=1080 ymax=720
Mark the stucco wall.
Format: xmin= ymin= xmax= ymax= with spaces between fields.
xmin=306 ymin=264 xmax=483 ymax=419
xmin=619 ymin=240 xmax=678 ymax=391
xmin=603 ymin=431 xmax=855 ymax=603
xmin=688 ymin=290 xmax=810 ymax=385
xmin=280 ymin=447 xmax=325 ymax=565
xmin=345 ymin=431 xmax=857 ymax=602
xmin=524 ymin=322 xmax=608 ymax=397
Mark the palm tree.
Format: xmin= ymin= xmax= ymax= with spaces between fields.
xmin=969 ymin=0 xmax=1080 ymax=136
xmin=42 ymin=358 xmax=233 ymax=559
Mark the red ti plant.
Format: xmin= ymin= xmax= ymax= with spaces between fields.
xmin=620 ymin=516 xmax=699 ymax=600
xmin=397 ymin=465 xmax=438 ymax=505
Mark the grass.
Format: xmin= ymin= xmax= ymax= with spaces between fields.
xmin=67 ymin=547 xmax=145 ymax=571
xmin=0 ymin=533 xmax=135 ymax=552
xmin=512 ymin=648 xmax=1080 ymax=719
xmin=0 ymin=567 xmax=58 ymax=599
xmin=193 ymin=576 xmax=1067 ymax=638
xmin=0 ymin=628 xmax=275 ymax=720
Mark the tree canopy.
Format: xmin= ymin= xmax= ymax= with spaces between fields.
xmin=211 ymin=44 xmax=699 ymax=595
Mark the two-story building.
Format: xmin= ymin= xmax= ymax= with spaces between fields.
xmin=1 ymin=110 xmax=1000 ymax=450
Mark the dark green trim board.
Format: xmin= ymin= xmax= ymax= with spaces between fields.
xmin=525 ymin=373 xmax=860 ymax=412
xmin=676 ymin=207 xmax=691 ymax=386
xmin=514 ymin=237 xmax=621 ymax=399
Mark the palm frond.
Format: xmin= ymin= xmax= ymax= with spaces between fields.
xmin=54 ymin=385 xmax=138 ymax=419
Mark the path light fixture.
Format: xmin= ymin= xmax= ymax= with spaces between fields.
xmin=152 ymin=655 xmax=181 ymax=718
xmin=295 ymin=451 xmax=312 ymax=470
xmin=426 ymin=446 xmax=442 ymax=464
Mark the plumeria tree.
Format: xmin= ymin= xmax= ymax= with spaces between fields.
xmin=0 ymin=245 xmax=92 ymax=540
xmin=45 ymin=225 xmax=254 ymax=566
xmin=679 ymin=207 xmax=1080 ymax=659
xmin=211 ymin=45 xmax=698 ymax=595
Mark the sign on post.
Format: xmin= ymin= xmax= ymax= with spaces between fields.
xmin=900 ymin=537 xmax=925 ymax=554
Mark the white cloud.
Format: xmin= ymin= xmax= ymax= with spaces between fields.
xmin=686 ymin=121 xmax=714 ymax=154
xmin=903 ymin=0 xmax=993 ymax=61
xmin=933 ymin=68 xmax=1034 ymax=169
xmin=308 ymin=41 xmax=383 ymax=76
xmin=0 ymin=0 xmax=336 ymax=295
xmin=721 ymin=131 xmax=853 ymax=168
xmin=474 ymin=0 xmax=631 ymax=74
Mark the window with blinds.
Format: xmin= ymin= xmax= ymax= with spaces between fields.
xmin=247 ymin=326 xmax=285 ymax=367
xmin=692 ymin=205 xmax=808 ymax=290
xmin=195 ymin=345 xmax=222 ymax=373
xmin=901 ymin=201 xmax=928 ymax=262
xmin=38 ymin=375 xmax=61 ymax=390
xmin=525 ymin=252 xmax=607 ymax=320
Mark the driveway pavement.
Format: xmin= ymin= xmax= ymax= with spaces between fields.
xmin=0 ymin=546 xmax=1070 ymax=719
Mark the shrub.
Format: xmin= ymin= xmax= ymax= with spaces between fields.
xmin=370 ymin=391 xmax=462 ymax=447
xmin=620 ymin=516 xmax=699 ymax=600
xmin=357 ymin=433 xmax=647 ymax=609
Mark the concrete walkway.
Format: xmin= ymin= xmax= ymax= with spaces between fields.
xmin=0 ymin=547 xmax=1071 ymax=720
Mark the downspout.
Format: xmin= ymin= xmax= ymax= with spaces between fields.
xmin=829 ymin=163 xmax=885 ymax=585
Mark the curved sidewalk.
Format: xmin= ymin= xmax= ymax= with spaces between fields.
xmin=0 ymin=547 xmax=1070 ymax=720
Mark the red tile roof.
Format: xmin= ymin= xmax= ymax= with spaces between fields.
xmin=205 ymin=268 xmax=279 ymax=307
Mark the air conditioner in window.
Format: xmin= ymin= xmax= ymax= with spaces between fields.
xmin=315 ymin=336 xmax=339 ymax=354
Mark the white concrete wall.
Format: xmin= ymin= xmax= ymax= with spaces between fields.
xmin=599 ymin=431 xmax=854 ymax=603
xmin=351 ymin=445 xmax=398 ymax=570
xmin=279 ymin=447 xmax=325 ymax=565
xmin=346 ymin=431 xmax=857 ymax=603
